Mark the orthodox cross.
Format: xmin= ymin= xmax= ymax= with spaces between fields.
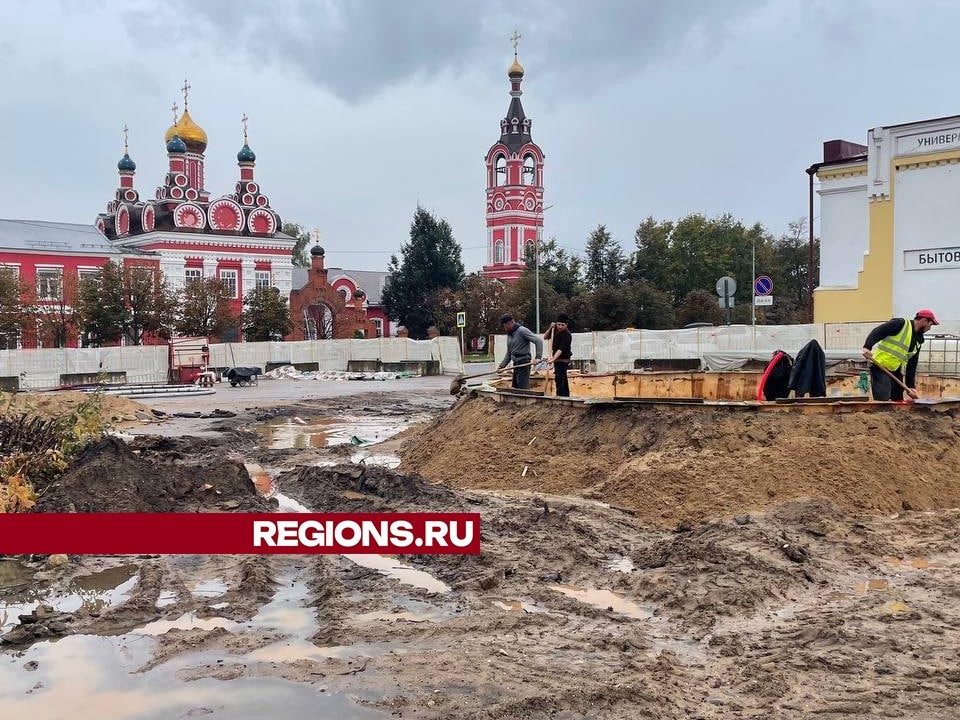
xmin=122 ymin=124 xmax=129 ymax=153
xmin=241 ymin=113 xmax=249 ymax=143
xmin=510 ymin=30 xmax=521 ymax=57
xmin=171 ymin=101 xmax=179 ymax=124
xmin=181 ymin=78 xmax=191 ymax=109
xmin=312 ymin=228 xmax=321 ymax=243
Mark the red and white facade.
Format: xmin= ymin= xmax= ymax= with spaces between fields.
xmin=97 ymin=99 xmax=295 ymax=333
xmin=482 ymin=52 xmax=545 ymax=282
xmin=0 ymin=90 xmax=296 ymax=348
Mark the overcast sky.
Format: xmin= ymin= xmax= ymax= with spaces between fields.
xmin=3 ymin=0 xmax=959 ymax=272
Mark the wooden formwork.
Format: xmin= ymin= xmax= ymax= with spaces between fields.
xmin=488 ymin=369 xmax=960 ymax=406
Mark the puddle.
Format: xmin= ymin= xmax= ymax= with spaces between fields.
xmin=549 ymin=585 xmax=654 ymax=620
xmin=1 ymin=565 xmax=139 ymax=633
xmin=134 ymin=614 xmax=237 ymax=636
xmin=0 ymin=632 xmax=384 ymax=720
xmin=607 ymin=555 xmax=635 ymax=573
xmin=883 ymin=600 xmax=912 ymax=614
xmin=257 ymin=415 xmax=425 ymax=450
xmin=0 ymin=559 xmax=32 ymax=591
xmin=344 ymin=555 xmax=451 ymax=595
xmin=885 ymin=556 xmax=937 ymax=570
xmin=351 ymin=453 xmax=402 ymax=469
xmin=854 ymin=579 xmax=890 ymax=593
xmin=492 ymin=600 xmax=550 ymax=614
xmin=188 ymin=579 xmax=228 ymax=599
xmin=274 ymin=493 xmax=312 ymax=514
xmin=155 ymin=591 xmax=178 ymax=609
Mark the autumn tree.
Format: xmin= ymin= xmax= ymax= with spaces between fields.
xmin=381 ymin=206 xmax=465 ymax=338
xmin=175 ymin=277 xmax=238 ymax=338
xmin=242 ymin=286 xmax=292 ymax=341
xmin=456 ymin=273 xmax=508 ymax=341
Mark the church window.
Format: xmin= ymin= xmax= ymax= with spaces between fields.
xmin=219 ymin=269 xmax=238 ymax=298
xmin=522 ymin=155 xmax=536 ymax=186
xmin=495 ymin=155 xmax=507 ymax=186
xmin=184 ymin=268 xmax=202 ymax=285
xmin=495 ymin=240 xmax=504 ymax=264
xmin=36 ymin=267 xmax=63 ymax=301
xmin=255 ymin=270 xmax=271 ymax=289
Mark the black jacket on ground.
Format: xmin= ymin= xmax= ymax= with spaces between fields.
xmin=788 ymin=339 xmax=826 ymax=398
xmin=862 ymin=318 xmax=923 ymax=388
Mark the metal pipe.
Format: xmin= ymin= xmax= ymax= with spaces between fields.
xmin=805 ymin=164 xmax=820 ymax=323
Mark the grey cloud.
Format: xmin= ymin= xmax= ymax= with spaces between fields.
xmin=123 ymin=0 xmax=768 ymax=102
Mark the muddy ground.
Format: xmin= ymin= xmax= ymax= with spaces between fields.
xmin=2 ymin=387 xmax=960 ymax=719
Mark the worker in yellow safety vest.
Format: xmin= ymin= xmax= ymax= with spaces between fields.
xmin=861 ymin=309 xmax=939 ymax=401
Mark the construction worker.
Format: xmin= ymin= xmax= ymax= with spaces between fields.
xmin=861 ymin=309 xmax=938 ymax=401
xmin=497 ymin=314 xmax=543 ymax=390
xmin=543 ymin=313 xmax=573 ymax=397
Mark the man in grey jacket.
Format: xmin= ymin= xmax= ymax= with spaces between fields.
xmin=498 ymin=314 xmax=543 ymax=390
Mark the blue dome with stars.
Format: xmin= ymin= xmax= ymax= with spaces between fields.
xmin=166 ymin=135 xmax=187 ymax=153
xmin=117 ymin=153 xmax=136 ymax=172
xmin=237 ymin=143 xmax=256 ymax=163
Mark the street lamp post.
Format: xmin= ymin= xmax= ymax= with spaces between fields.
xmin=535 ymin=203 xmax=554 ymax=334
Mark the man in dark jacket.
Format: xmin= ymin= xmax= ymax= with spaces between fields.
xmin=862 ymin=309 xmax=938 ymax=401
xmin=498 ymin=314 xmax=543 ymax=390
xmin=543 ymin=313 xmax=573 ymax=397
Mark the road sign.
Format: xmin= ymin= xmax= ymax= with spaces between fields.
xmin=715 ymin=276 xmax=737 ymax=297
xmin=754 ymin=295 xmax=773 ymax=306
xmin=719 ymin=296 xmax=735 ymax=309
xmin=456 ymin=311 xmax=466 ymax=328
xmin=754 ymin=275 xmax=773 ymax=296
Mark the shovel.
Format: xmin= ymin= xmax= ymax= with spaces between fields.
xmin=449 ymin=359 xmax=542 ymax=395
xmin=869 ymin=357 xmax=919 ymax=401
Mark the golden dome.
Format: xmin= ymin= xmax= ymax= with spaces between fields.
xmin=508 ymin=56 xmax=524 ymax=76
xmin=164 ymin=109 xmax=208 ymax=153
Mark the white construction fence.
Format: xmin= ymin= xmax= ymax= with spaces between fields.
xmin=1 ymin=337 xmax=464 ymax=390
xmin=494 ymin=321 xmax=960 ymax=374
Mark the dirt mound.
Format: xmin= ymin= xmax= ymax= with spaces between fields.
xmin=400 ymin=394 xmax=960 ymax=527
xmin=275 ymin=463 xmax=462 ymax=512
xmin=34 ymin=436 xmax=273 ymax=513
xmin=0 ymin=390 xmax=154 ymax=424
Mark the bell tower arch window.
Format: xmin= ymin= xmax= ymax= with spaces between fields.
xmin=522 ymin=155 xmax=536 ymax=186
xmin=495 ymin=155 xmax=507 ymax=187
xmin=495 ymin=239 xmax=505 ymax=264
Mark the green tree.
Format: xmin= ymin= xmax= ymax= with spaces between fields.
xmin=522 ymin=237 xmax=583 ymax=297
xmin=175 ymin=277 xmax=238 ymax=338
xmin=124 ymin=266 xmax=178 ymax=345
xmin=242 ymin=286 xmax=293 ymax=341
xmin=75 ymin=262 xmax=126 ymax=347
xmin=768 ymin=218 xmax=820 ymax=323
xmin=676 ymin=289 xmax=724 ymax=327
xmin=627 ymin=217 xmax=674 ymax=292
xmin=502 ymin=274 xmax=563 ymax=331
xmin=628 ymin=280 xmax=676 ymax=329
xmin=584 ymin=224 xmax=625 ymax=288
xmin=0 ymin=268 xmax=27 ymax=349
xmin=282 ymin=222 xmax=312 ymax=268
xmin=381 ymin=206 xmax=465 ymax=339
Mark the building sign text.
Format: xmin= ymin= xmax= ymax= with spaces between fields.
xmin=897 ymin=128 xmax=960 ymax=156
xmin=904 ymin=247 xmax=960 ymax=271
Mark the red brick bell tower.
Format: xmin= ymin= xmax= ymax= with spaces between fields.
xmin=482 ymin=32 xmax=545 ymax=282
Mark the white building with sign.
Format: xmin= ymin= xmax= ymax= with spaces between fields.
xmin=812 ymin=115 xmax=960 ymax=323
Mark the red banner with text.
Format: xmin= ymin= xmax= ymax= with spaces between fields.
xmin=0 ymin=513 xmax=481 ymax=555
